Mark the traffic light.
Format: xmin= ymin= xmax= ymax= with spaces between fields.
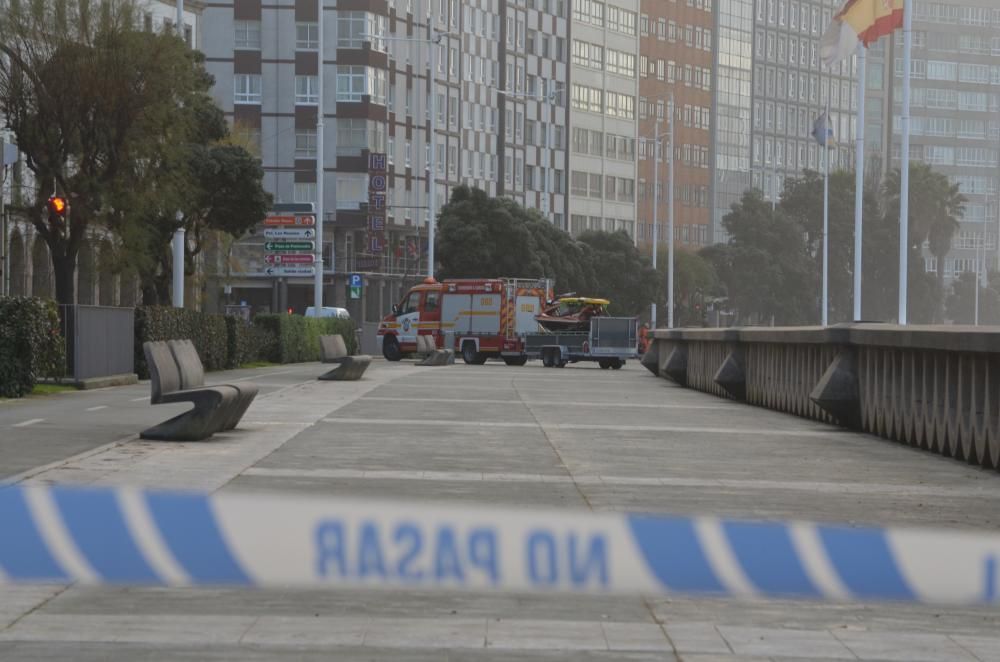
xmin=47 ymin=195 xmax=68 ymax=217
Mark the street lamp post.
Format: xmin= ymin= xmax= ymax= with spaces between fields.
xmin=649 ymin=95 xmax=675 ymax=328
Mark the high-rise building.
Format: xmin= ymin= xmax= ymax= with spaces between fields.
xmin=711 ymin=0 xmax=859 ymax=242
xmin=636 ymin=0 xmax=714 ymax=251
xmin=864 ymin=1 xmax=1000 ymax=283
xmin=200 ymin=0 xmax=570 ymax=318
xmin=567 ymin=0 xmax=640 ymax=239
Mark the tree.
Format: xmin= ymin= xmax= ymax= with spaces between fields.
xmin=0 ymin=5 xmax=231 ymax=304
xmin=946 ymin=271 xmax=1000 ymax=325
xmin=705 ymin=189 xmax=815 ymax=325
xmin=882 ymin=162 xmax=966 ymax=319
xmin=436 ymin=186 xmax=657 ymax=315
xmin=435 ymin=186 xmax=543 ymax=280
xmin=779 ymin=170 xmax=882 ymax=323
xmin=578 ymin=231 xmax=659 ymax=316
xmin=646 ymin=245 xmax=720 ymax=327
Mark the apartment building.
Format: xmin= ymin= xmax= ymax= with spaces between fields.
xmin=863 ymin=0 xmax=1000 ymax=283
xmin=711 ymin=0 xmax=859 ymax=242
xmin=567 ymin=0 xmax=640 ymax=238
xmin=636 ymin=0 xmax=713 ymax=250
xmin=200 ymin=0 xmax=569 ymax=317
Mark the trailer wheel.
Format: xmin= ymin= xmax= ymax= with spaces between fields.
xmin=542 ymin=349 xmax=554 ymax=367
xmin=382 ymin=336 xmax=402 ymax=362
xmin=611 ymin=359 xmax=623 ymax=370
xmin=503 ymin=356 xmax=528 ymax=366
xmin=599 ymin=359 xmax=611 ymax=370
xmin=461 ymin=342 xmax=479 ymax=365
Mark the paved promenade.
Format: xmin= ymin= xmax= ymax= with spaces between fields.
xmin=3 ymin=359 xmax=1000 ymax=660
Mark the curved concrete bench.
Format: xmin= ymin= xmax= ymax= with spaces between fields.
xmin=168 ymin=339 xmax=258 ymax=430
xmin=319 ymin=334 xmax=372 ymax=381
xmin=140 ymin=341 xmax=238 ymax=442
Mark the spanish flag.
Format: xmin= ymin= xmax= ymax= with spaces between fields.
xmin=820 ymin=0 xmax=903 ymax=67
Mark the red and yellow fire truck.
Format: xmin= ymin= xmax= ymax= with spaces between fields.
xmin=377 ymin=277 xmax=552 ymax=365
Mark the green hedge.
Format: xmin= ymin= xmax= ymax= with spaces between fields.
xmin=224 ymin=316 xmax=273 ymax=369
xmin=134 ymin=307 xmax=228 ymax=379
xmin=0 ymin=297 xmax=65 ymax=398
xmin=253 ymin=314 xmax=357 ymax=364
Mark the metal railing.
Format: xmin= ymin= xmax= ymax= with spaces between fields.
xmin=646 ymin=324 xmax=1000 ymax=471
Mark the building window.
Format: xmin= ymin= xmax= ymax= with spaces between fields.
xmin=337 ymin=12 xmax=387 ymax=51
xmin=295 ymin=75 xmax=319 ymax=104
xmin=294 ymin=182 xmax=317 ymax=203
xmin=234 ymin=74 xmax=262 ymax=104
xmin=336 ymin=66 xmax=367 ymax=102
xmin=295 ymin=129 xmax=317 ymax=157
xmin=296 ymin=22 xmax=319 ymax=50
xmin=235 ymin=21 xmax=261 ymax=49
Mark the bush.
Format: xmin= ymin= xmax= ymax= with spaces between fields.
xmin=134 ymin=307 xmax=228 ymax=379
xmin=224 ymin=316 xmax=273 ymax=368
xmin=252 ymin=314 xmax=357 ymax=364
xmin=0 ymin=297 xmax=65 ymax=398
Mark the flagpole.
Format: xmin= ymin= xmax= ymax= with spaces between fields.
xmin=854 ymin=45 xmax=866 ymax=321
xmin=898 ymin=0 xmax=912 ymax=324
xmin=823 ymin=96 xmax=830 ymax=327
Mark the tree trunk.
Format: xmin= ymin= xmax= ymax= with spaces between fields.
xmin=52 ymin=252 xmax=77 ymax=306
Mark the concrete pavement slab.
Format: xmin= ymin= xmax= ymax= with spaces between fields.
xmin=486 ymin=619 xmax=609 ymax=650
xmin=664 ymin=622 xmax=733 ymax=654
xmin=716 ymin=625 xmax=856 ymax=659
xmin=832 ymin=630 xmax=979 ymax=661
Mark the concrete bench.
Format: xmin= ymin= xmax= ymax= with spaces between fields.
xmin=414 ymin=335 xmax=454 ymax=366
xmin=168 ymin=339 xmax=258 ymax=431
xmin=140 ymin=341 xmax=240 ymax=442
xmin=318 ymin=334 xmax=372 ymax=381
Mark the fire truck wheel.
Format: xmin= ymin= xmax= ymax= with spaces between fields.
xmin=611 ymin=359 xmax=624 ymax=370
xmin=462 ymin=342 xmax=479 ymax=365
xmin=599 ymin=359 xmax=611 ymax=370
xmin=503 ymin=356 xmax=528 ymax=367
xmin=542 ymin=350 xmax=554 ymax=367
xmin=382 ymin=336 xmax=402 ymax=362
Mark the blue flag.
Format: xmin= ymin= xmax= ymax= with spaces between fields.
xmin=812 ymin=112 xmax=835 ymax=148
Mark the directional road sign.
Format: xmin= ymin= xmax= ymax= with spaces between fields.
xmin=264 ymin=214 xmax=315 ymax=227
xmin=265 ymin=241 xmax=315 ymax=252
xmin=264 ymin=228 xmax=315 ymax=240
xmin=264 ymin=253 xmax=315 ymax=265
xmin=264 ymin=266 xmax=316 ymax=277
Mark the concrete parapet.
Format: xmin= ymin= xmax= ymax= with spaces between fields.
xmin=649 ymin=325 xmax=1000 ymax=470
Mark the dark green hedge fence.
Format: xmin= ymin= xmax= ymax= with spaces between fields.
xmin=252 ymin=314 xmax=357 ymax=364
xmin=134 ymin=307 xmax=228 ymax=379
xmin=135 ymin=308 xmax=357 ymax=378
xmin=0 ymin=297 xmax=66 ymax=398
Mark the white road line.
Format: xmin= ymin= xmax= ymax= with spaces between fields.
xmin=12 ymin=418 xmax=44 ymax=428
xmin=321 ymin=417 xmax=836 ymax=436
xmin=323 ymin=418 xmax=538 ymax=428
xmin=85 ymin=406 xmax=108 ymax=412
xmin=238 ymin=467 xmax=998 ymax=497
xmin=361 ymin=396 xmax=736 ymax=410
xmin=130 ymin=397 xmax=149 ymax=402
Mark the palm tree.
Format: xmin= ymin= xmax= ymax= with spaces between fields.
xmin=882 ymin=162 xmax=966 ymax=320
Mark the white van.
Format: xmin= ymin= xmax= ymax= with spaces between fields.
xmin=304 ymin=306 xmax=351 ymax=319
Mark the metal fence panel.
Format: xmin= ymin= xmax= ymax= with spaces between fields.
xmin=62 ymin=305 xmax=135 ymax=380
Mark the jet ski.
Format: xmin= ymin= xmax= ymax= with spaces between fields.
xmin=535 ymin=297 xmax=610 ymax=332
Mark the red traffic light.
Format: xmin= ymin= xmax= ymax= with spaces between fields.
xmin=47 ymin=196 xmax=68 ymax=216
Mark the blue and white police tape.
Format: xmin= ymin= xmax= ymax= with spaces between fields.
xmin=1 ymin=484 xmax=998 ymax=605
